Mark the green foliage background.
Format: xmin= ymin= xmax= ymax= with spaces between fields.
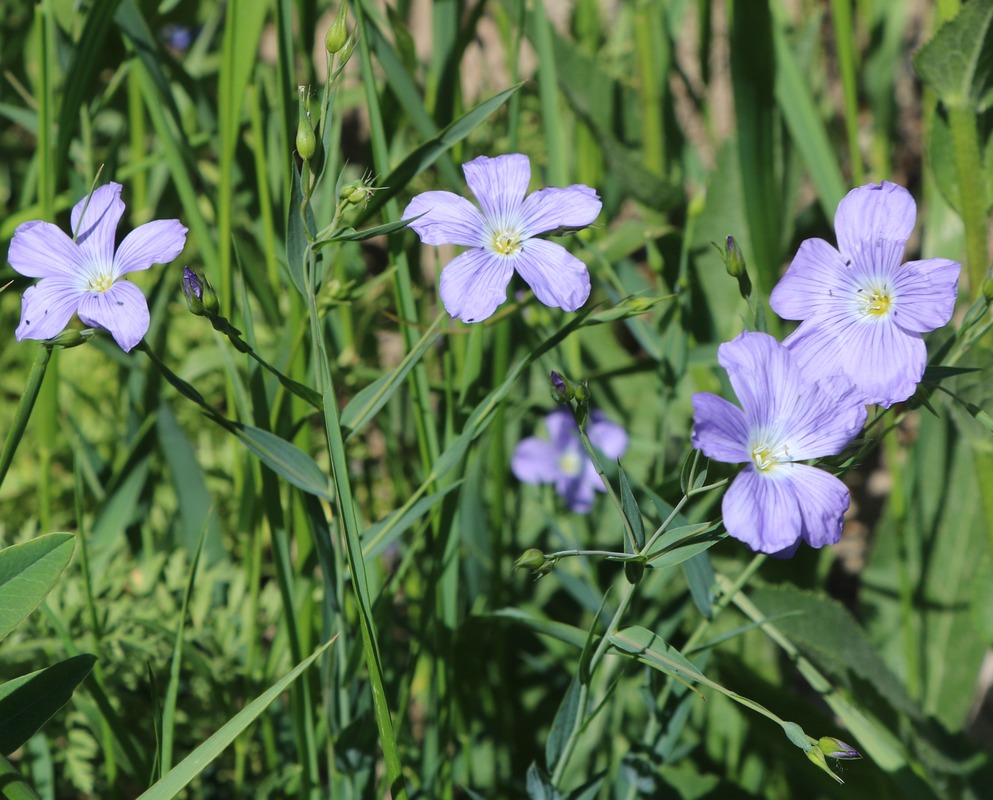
xmin=1 ymin=0 xmax=992 ymax=798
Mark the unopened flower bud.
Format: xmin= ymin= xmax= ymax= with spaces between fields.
xmin=550 ymin=371 xmax=574 ymax=403
xmin=47 ymin=327 xmax=90 ymax=349
xmin=713 ymin=235 xmax=752 ymax=299
xmin=340 ymin=179 xmax=376 ymax=207
xmin=816 ymin=737 xmax=860 ymax=760
xmin=983 ymin=266 xmax=993 ymax=303
xmin=182 ymin=267 xmax=218 ymax=316
xmin=296 ymin=87 xmax=316 ymax=161
xmin=573 ymin=380 xmax=591 ymax=403
xmin=325 ymin=4 xmax=347 ymax=54
xmin=514 ymin=548 xmax=547 ymax=571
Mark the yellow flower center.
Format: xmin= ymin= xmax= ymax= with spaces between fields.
xmin=859 ymin=286 xmax=892 ymax=318
xmin=87 ymin=274 xmax=114 ymax=293
xmin=558 ymin=450 xmax=583 ymax=477
xmin=750 ymin=442 xmax=789 ymax=473
xmin=491 ymin=230 xmax=522 ymax=256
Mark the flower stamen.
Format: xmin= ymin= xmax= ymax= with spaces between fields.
xmin=491 ymin=229 xmax=522 ymax=256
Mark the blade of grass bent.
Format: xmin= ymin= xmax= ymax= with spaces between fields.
xmin=135 ymin=639 xmax=336 ymax=800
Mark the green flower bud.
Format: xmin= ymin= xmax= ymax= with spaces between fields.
xmin=514 ymin=548 xmax=547 ymax=571
xmin=47 ymin=327 xmax=90 ymax=349
xmin=983 ymin=266 xmax=993 ymax=303
xmin=340 ymin=179 xmax=376 ymax=207
xmin=550 ymin=371 xmax=574 ymax=403
xmin=816 ymin=736 xmax=860 ymax=760
xmin=182 ymin=266 xmax=219 ymax=316
xmin=296 ymin=87 xmax=316 ymax=161
xmin=325 ymin=4 xmax=348 ymax=54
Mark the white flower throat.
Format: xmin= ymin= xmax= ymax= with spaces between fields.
xmin=856 ymin=283 xmax=893 ymax=319
xmin=82 ymin=260 xmax=115 ymax=293
xmin=749 ymin=439 xmax=791 ymax=473
xmin=486 ymin=218 xmax=525 ymax=257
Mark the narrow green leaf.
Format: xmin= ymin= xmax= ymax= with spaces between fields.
xmin=609 ymin=625 xmax=706 ymax=690
xmin=233 ymin=425 xmax=332 ymax=502
xmin=312 ymin=216 xmax=417 ymax=247
xmin=545 ymin=677 xmax=581 ymax=774
xmin=617 ymin=464 xmax=645 ymax=550
xmin=0 ymin=534 xmax=75 ymax=642
xmin=362 ymin=481 xmax=463 ymax=559
xmin=135 ymin=639 xmax=336 ymax=800
xmin=0 ymin=655 xmax=96 ymax=755
xmin=285 ymin=164 xmax=313 ymax=298
xmin=341 ymin=315 xmax=442 ymax=438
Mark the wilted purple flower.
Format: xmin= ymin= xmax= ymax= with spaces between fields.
xmin=770 ymin=181 xmax=960 ymax=407
xmin=512 ymin=407 xmax=628 ymax=513
xmin=691 ymin=331 xmax=867 ymax=556
xmin=403 ymin=153 xmax=602 ymax=323
xmin=8 ymin=183 xmax=187 ymax=352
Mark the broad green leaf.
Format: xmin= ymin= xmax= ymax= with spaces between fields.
xmin=136 ymin=638 xmax=335 ymax=800
xmin=0 ymin=655 xmax=96 ymax=755
xmin=233 ymin=424 xmax=332 ymax=502
xmin=915 ymin=0 xmax=993 ymax=109
xmin=0 ymin=534 xmax=75 ymax=642
xmin=748 ymin=583 xmax=920 ymax=719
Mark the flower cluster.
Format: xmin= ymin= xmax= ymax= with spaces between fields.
xmin=693 ymin=182 xmax=960 ymax=554
xmin=7 ymin=182 xmax=187 ymax=352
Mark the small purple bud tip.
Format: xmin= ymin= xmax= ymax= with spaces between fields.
xmin=183 ymin=266 xmax=203 ymax=301
xmin=816 ymin=737 xmax=860 ymax=760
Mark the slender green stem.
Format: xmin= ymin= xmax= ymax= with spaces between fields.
xmin=0 ymin=346 xmax=51 ymax=490
xmin=947 ymin=105 xmax=988 ymax=295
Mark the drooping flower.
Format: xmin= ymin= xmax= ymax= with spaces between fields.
xmin=402 ymin=153 xmax=602 ymax=323
xmin=8 ymin=182 xmax=188 ymax=352
xmin=691 ymin=331 xmax=867 ymax=556
xmin=512 ymin=407 xmax=628 ymax=513
xmin=769 ymin=181 xmax=960 ymax=407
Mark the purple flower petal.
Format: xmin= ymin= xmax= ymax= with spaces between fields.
xmin=717 ymin=331 xmax=804 ymax=428
xmin=769 ymin=238 xmax=852 ymax=322
xmin=511 ymin=437 xmax=561 ymax=484
xmin=545 ymin=407 xmax=579 ymax=450
xmin=520 ymin=185 xmax=602 ymax=237
xmin=785 ymin=316 xmax=925 ymax=407
xmin=890 ymin=258 xmax=961 ymax=333
xmin=114 ymin=219 xmax=188 ymax=277
xmin=462 ymin=154 xmax=531 ymax=222
xmin=71 ymin=183 xmax=125 ymax=261
xmin=76 ymin=281 xmax=150 ymax=352
xmin=722 ymin=468 xmax=803 ymax=554
xmin=834 ymin=182 xmax=915 ymax=265
xmin=403 ymin=190 xmax=487 ymax=247
xmin=15 ymin=280 xmax=83 ymax=342
xmin=513 ymin=239 xmax=591 ymax=312
xmin=691 ymin=392 xmax=750 ymax=463
xmin=588 ymin=413 xmax=629 ymax=459
xmin=556 ymin=466 xmax=599 ymax=514
xmin=438 ymin=248 xmax=515 ymax=322
xmin=793 ymin=464 xmax=850 ymax=548
xmin=7 ymin=220 xmax=85 ymax=279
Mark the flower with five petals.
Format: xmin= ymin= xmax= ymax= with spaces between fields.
xmin=8 ymin=182 xmax=187 ymax=352
xmin=403 ymin=153 xmax=602 ymax=323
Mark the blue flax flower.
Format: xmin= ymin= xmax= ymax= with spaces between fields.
xmin=512 ymin=407 xmax=628 ymax=513
xmin=403 ymin=153 xmax=602 ymax=323
xmin=8 ymin=182 xmax=187 ymax=352
xmin=770 ymin=181 xmax=960 ymax=407
xmin=691 ymin=332 xmax=867 ymax=556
